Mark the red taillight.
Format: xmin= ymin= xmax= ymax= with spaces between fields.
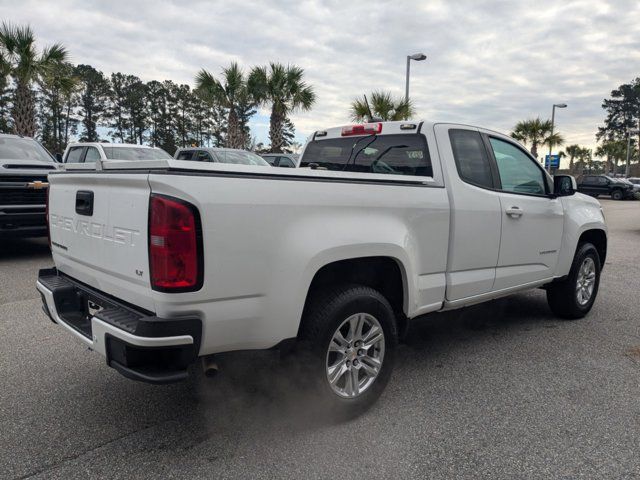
xmin=341 ymin=123 xmax=383 ymax=136
xmin=149 ymin=194 xmax=202 ymax=292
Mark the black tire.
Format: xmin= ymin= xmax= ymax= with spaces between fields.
xmin=299 ymin=284 xmax=398 ymax=419
xmin=611 ymin=189 xmax=623 ymax=200
xmin=546 ymin=242 xmax=601 ymax=319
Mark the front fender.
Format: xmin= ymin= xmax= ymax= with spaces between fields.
xmin=555 ymin=194 xmax=607 ymax=277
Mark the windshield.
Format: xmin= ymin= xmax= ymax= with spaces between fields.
xmin=300 ymin=134 xmax=432 ymax=176
xmin=0 ymin=137 xmax=54 ymax=162
xmin=221 ymin=151 xmax=270 ymax=166
xmin=102 ymin=146 xmax=172 ymax=160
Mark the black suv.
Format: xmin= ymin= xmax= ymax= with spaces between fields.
xmin=0 ymin=134 xmax=57 ymax=238
xmin=576 ymin=175 xmax=635 ymax=200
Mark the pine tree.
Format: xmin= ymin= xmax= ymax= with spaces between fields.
xmin=75 ymin=64 xmax=109 ymax=142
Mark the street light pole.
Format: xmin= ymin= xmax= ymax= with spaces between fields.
xmin=405 ymin=53 xmax=426 ymax=103
xmin=547 ymin=103 xmax=567 ymax=173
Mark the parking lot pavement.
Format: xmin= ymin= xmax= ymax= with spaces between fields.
xmin=1 ymin=199 xmax=639 ymax=479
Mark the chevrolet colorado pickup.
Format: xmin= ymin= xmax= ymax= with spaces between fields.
xmin=37 ymin=121 xmax=607 ymax=415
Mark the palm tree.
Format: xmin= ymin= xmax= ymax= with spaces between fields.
xmin=349 ymin=91 xmax=414 ymax=123
xmin=0 ymin=23 xmax=68 ymax=137
xmin=248 ymin=63 xmax=315 ymax=153
xmin=564 ymin=144 xmax=582 ymax=172
xmin=510 ymin=118 xmax=553 ymax=160
xmin=595 ymin=140 xmax=627 ymax=175
xmin=195 ymin=62 xmax=251 ymax=149
xmin=542 ymin=131 xmax=565 ymax=155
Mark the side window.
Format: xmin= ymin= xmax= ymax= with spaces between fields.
xmin=195 ymin=151 xmax=213 ymax=162
xmin=262 ymin=155 xmax=277 ymax=165
xmin=598 ymin=177 xmax=608 ymax=185
xmin=449 ymin=129 xmax=494 ymax=189
xmin=84 ymin=147 xmax=100 ymax=163
xmin=489 ymin=137 xmax=546 ymax=195
xmin=65 ymin=147 xmax=85 ymax=163
xmin=176 ymin=150 xmax=194 ymax=160
xmin=278 ymin=157 xmax=294 ymax=168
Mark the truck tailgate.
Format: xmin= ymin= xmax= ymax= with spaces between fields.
xmin=48 ymin=172 xmax=154 ymax=312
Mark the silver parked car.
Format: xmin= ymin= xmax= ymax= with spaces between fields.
xmin=175 ymin=147 xmax=270 ymax=166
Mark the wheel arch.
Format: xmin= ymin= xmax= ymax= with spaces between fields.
xmin=298 ymin=254 xmax=411 ymax=339
xmin=578 ymin=228 xmax=607 ymax=267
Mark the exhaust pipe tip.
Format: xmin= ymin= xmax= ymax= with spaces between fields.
xmin=201 ymin=355 xmax=219 ymax=378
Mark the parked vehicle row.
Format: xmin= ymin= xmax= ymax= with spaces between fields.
xmin=576 ymin=174 xmax=636 ymax=200
xmin=37 ymin=120 xmax=607 ymax=417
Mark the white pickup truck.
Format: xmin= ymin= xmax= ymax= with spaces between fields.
xmin=37 ymin=121 xmax=607 ymax=415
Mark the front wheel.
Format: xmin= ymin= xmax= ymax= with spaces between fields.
xmin=546 ymin=242 xmax=601 ymax=319
xmin=611 ymin=189 xmax=623 ymax=200
xmin=299 ymin=285 xmax=398 ymax=418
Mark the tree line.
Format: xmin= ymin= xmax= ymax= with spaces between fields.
xmin=511 ymin=78 xmax=640 ymax=175
xmin=0 ymin=23 xmax=316 ymax=155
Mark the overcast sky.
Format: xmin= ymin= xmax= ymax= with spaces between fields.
xmin=2 ymin=0 xmax=639 ymax=156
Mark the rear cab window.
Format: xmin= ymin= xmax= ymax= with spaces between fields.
xmin=300 ymin=134 xmax=432 ymax=177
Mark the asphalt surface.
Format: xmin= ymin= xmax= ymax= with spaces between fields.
xmin=1 ymin=199 xmax=639 ymax=479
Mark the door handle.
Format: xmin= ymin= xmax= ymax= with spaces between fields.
xmin=75 ymin=190 xmax=94 ymax=216
xmin=505 ymin=206 xmax=523 ymax=218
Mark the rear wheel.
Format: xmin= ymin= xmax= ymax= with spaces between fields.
xmin=299 ymin=284 xmax=398 ymax=418
xmin=611 ymin=189 xmax=623 ymax=200
xmin=547 ymin=242 xmax=601 ymax=319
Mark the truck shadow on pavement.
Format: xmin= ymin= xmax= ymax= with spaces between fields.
xmin=0 ymin=237 xmax=50 ymax=261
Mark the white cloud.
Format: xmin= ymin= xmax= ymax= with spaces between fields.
xmin=3 ymin=0 xmax=639 ymax=154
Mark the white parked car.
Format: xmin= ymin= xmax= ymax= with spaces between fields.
xmin=175 ymin=147 xmax=270 ymax=166
xmin=38 ymin=120 xmax=607 ymax=417
xmin=62 ymin=142 xmax=172 ymax=163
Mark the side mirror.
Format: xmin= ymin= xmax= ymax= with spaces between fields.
xmin=553 ymin=175 xmax=577 ymax=196
xmin=55 ymin=153 xmax=63 ymax=163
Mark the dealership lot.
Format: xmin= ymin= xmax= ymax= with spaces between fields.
xmin=1 ymin=199 xmax=639 ymax=479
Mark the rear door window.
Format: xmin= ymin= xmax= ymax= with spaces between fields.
xmin=278 ymin=157 xmax=295 ymax=168
xmin=448 ymin=129 xmax=494 ymax=189
xmin=300 ymin=134 xmax=432 ymax=176
xmin=84 ymin=147 xmax=101 ymax=163
xmin=65 ymin=147 xmax=85 ymax=163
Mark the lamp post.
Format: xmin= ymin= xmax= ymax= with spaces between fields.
xmin=625 ymin=129 xmax=640 ymax=177
xmin=547 ymin=103 xmax=567 ymax=172
xmin=405 ymin=53 xmax=427 ymax=103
